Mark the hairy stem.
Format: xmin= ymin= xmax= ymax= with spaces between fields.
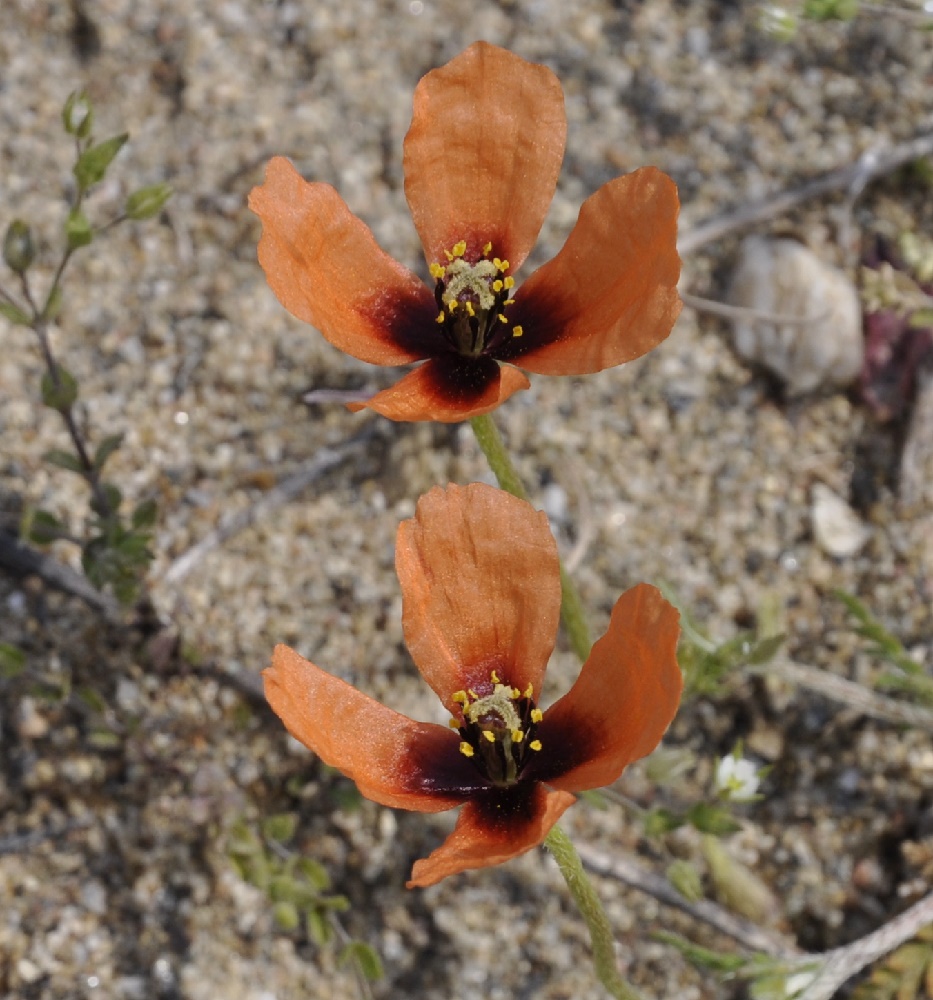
xmin=545 ymin=824 xmax=644 ymax=1000
xmin=469 ymin=413 xmax=592 ymax=662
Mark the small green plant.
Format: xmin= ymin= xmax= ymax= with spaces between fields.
xmin=836 ymin=590 xmax=933 ymax=707
xmin=852 ymin=924 xmax=933 ymax=1000
xmin=226 ymin=814 xmax=382 ymax=990
xmin=1 ymin=90 xmax=171 ymax=606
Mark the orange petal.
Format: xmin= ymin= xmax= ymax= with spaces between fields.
xmin=396 ymin=483 xmax=561 ymax=716
xmin=407 ymin=784 xmax=575 ymax=888
xmin=249 ymin=157 xmax=437 ymax=365
xmin=347 ymin=356 xmax=530 ymax=423
xmin=403 ymin=42 xmax=566 ymax=273
xmin=528 ymin=584 xmax=682 ymax=792
xmin=263 ymin=644 xmax=483 ymax=812
xmin=501 ymin=168 xmax=682 ymax=374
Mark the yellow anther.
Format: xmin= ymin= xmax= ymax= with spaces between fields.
xmin=503 ymin=276 xmax=515 ymax=289
xmin=492 ymin=279 xmax=503 ymax=293
xmin=504 ymin=299 xmax=515 ymax=307
xmin=452 ymin=690 xmax=469 ymax=705
xmin=524 ymin=683 xmax=534 ymax=698
xmin=493 ymin=257 xmax=510 ymax=272
xmin=430 ymin=263 xmax=447 ymax=280
xmin=482 ymin=730 xmax=496 ymax=743
xmin=530 ymin=740 xmax=543 ymax=752
xmin=451 ymin=240 xmax=467 ymax=258
xmin=459 ymin=742 xmax=475 ymax=758
xmin=445 ymin=249 xmax=454 ymax=261
xmin=511 ymin=729 xmax=524 ymax=743
xmin=482 ymin=241 xmax=492 ymax=255
xmin=448 ymin=717 xmax=460 ymax=729
xmin=512 ymin=325 xmax=524 ymax=338
xmin=498 ymin=314 xmax=509 ymax=324
xmin=531 ymin=708 xmax=543 ymax=724
xmin=490 ymin=669 xmax=500 ymax=684
xmin=448 ymin=300 xmax=458 ymax=313
xmin=465 ymin=301 xmax=475 ymax=317
xmin=511 ymin=687 xmax=521 ymax=699
xmin=435 ymin=311 xmax=445 ymax=324
xmin=468 ymin=689 xmax=479 ymax=700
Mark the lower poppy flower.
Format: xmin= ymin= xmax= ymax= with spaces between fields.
xmin=264 ymin=483 xmax=682 ymax=887
xmin=249 ymin=42 xmax=682 ymax=422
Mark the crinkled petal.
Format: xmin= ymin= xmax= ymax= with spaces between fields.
xmin=347 ymin=356 xmax=529 ymax=423
xmin=396 ymin=483 xmax=561 ymax=716
xmin=500 ymin=168 xmax=682 ymax=374
xmin=249 ymin=157 xmax=437 ymax=364
xmin=407 ymin=783 xmax=575 ymax=888
xmin=264 ymin=644 xmax=486 ymax=812
xmin=403 ymin=42 xmax=566 ymax=273
xmin=526 ymin=584 xmax=682 ymax=792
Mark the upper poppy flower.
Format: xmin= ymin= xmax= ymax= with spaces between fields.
xmin=248 ymin=42 xmax=682 ymax=422
xmin=263 ymin=483 xmax=682 ymax=887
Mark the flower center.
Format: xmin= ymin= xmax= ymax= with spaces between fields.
xmin=451 ymin=672 xmax=543 ymax=787
xmin=431 ymin=241 xmax=523 ymax=357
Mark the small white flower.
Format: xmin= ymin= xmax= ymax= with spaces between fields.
xmin=715 ymin=753 xmax=760 ymax=801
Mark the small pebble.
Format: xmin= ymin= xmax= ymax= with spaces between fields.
xmin=727 ymin=237 xmax=863 ymax=394
xmin=811 ymin=483 xmax=869 ymax=557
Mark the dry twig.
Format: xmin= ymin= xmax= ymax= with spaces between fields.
xmin=162 ymin=427 xmax=376 ymax=586
xmin=677 ymin=128 xmax=933 ymax=256
xmin=798 ymin=891 xmax=933 ymax=1000
xmin=575 ymin=840 xmax=802 ymax=959
xmin=751 ymin=658 xmax=933 ymax=732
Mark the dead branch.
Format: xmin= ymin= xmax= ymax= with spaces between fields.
xmin=798 ymin=891 xmax=933 ymax=1000
xmin=678 ymin=128 xmax=933 ymax=256
xmin=751 ymin=658 xmax=933 ymax=732
xmin=575 ymin=840 xmax=802 ymax=959
xmin=162 ymin=427 xmax=376 ymax=586
xmin=0 ymin=530 xmax=123 ymax=623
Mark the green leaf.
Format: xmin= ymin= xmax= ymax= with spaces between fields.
xmin=295 ymin=857 xmax=331 ymax=891
xmin=131 ymin=499 xmax=158 ymax=530
xmin=65 ymin=208 xmax=93 ymax=250
xmin=338 ymin=942 xmax=384 ymax=982
xmin=125 ymin=183 xmax=173 ymax=220
xmin=44 ymin=448 xmax=85 ymax=474
xmin=667 ymin=860 xmax=704 ymax=903
xmin=0 ymin=642 xmax=26 ymax=679
xmin=272 ymin=901 xmax=300 ymax=932
xmin=227 ymin=821 xmax=263 ymax=858
xmin=90 ymin=483 xmax=123 ymax=518
xmin=652 ymin=931 xmax=749 ymax=973
xmin=305 ymin=908 xmax=332 ymax=946
xmin=644 ymin=807 xmax=684 ymax=837
xmin=73 ymin=133 xmax=129 ymax=191
xmin=62 ymin=90 xmax=94 ymax=137
xmin=745 ymin=633 xmax=785 ymax=666
xmin=40 ymin=367 xmax=79 ymax=410
xmin=93 ymin=433 xmax=124 ymax=472
xmin=687 ymin=802 xmax=741 ymax=836
xmin=3 ymin=219 xmax=36 ymax=274
xmin=76 ymin=685 xmax=108 ymax=713
xmin=262 ymin=812 xmax=298 ymax=844
xmin=320 ymin=894 xmax=350 ymax=913
xmin=42 ymin=284 xmax=63 ymax=323
xmin=0 ymin=301 xmax=32 ymax=326
xmin=27 ymin=509 xmax=66 ymax=545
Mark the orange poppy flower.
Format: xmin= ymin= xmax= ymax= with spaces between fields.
xmin=263 ymin=483 xmax=682 ymax=887
xmin=249 ymin=42 xmax=682 ymax=423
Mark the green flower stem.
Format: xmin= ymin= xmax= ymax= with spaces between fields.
xmin=469 ymin=413 xmax=592 ymax=662
xmin=545 ymin=824 xmax=644 ymax=1000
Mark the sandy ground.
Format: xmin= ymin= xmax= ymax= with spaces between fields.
xmin=1 ymin=1 xmax=932 ymax=998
